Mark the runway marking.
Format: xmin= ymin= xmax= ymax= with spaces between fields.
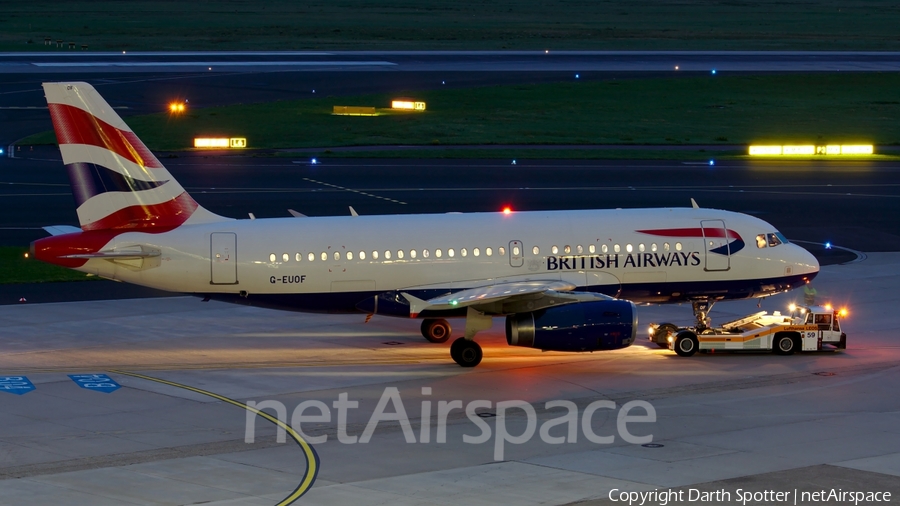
xmin=302 ymin=177 xmax=407 ymax=204
xmin=108 ymin=369 xmax=319 ymax=506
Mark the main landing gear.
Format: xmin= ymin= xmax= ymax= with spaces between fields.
xmin=420 ymin=319 xmax=451 ymax=343
xmin=422 ymin=308 xmax=491 ymax=367
xmin=450 ymin=338 xmax=483 ymax=367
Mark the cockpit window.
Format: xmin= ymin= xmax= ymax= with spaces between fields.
xmin=756 ymin=234 xmax=767 ymax=249
xmin=775 ymin=232 xmax=790 ymax=244
xmin=767 ymin=233 xmax=782 ymax=247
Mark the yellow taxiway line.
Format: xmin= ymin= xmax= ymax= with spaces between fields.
xmin=109 ymin=369 xmax=319 ymax=505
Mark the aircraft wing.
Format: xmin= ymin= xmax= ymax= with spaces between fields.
xmin=402 ymin=280 xmax=613 ymax=317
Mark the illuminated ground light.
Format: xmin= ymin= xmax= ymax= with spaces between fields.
xmin=391 ymin=100 xmax=426 ymax=111
xmin=748 ymin=145 xmax=874 ymax=156
xmin=194 ymin=137 xmax=247 ymax=149
xmin=333 ymin=106 xmax=378 ymax=116
xmin=168 ymin=102 xmax=186 ymax=113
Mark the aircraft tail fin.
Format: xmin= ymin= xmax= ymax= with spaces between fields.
xmin=42 ymin=82 xmax=227 ymax=232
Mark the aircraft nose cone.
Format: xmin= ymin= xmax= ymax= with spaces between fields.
xmin=794 ymin=244 xmax=820 ymax=278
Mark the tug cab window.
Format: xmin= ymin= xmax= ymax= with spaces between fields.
xmin=814 ymin=313 xmax=832 ymax=330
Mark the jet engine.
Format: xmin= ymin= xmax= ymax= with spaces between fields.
xmin=505 ymin=300 xmax=637 ymax=352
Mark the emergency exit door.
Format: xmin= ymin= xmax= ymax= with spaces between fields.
xmin=210 ymin=232 xmax=238 ymax=284
xmin=509 ymin=240 xmax=524 ymax=267
xmin=701 ymin=220 xmax=730 ymax=271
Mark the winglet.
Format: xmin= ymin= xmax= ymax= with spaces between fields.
xmin=690 ymin=198 xmax=699 ymax=209
xmin=288 ymin=209 xmax=307 ymax=218
xmin=401 ymin=292 xmax=430 ymax=318
xmin=349 ymin=206 xmax=359 ymax=217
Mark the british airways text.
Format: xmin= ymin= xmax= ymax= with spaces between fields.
xmin=547 ymin=252 xmax=701 ymax=271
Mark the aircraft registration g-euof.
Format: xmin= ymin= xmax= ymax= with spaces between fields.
xmin=32 ymin=82 xmax=820 ymax=367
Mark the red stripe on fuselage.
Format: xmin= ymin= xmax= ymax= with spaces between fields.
xmin=81 ymin=192 xmax=198 ymax=231
xmin=47 ymin=103 xmax=163 ymax=170
xmin=636 ymin=228 xmax=742 ymax=240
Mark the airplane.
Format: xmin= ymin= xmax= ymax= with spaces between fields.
xmin=31 ymin=82 xmax=820 ymax=367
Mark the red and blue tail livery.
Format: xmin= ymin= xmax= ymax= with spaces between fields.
xmin=44 ymin=82 xmax=224 ymax=231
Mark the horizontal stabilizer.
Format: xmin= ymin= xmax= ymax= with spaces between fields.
xmin=63 ymin=244 xmax=160 ymax=260
xmin=42 ymin=225 xmax=81 ymax=236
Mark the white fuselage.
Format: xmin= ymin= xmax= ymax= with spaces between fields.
xmin=72 ymin=207 xmax=819 ymax=314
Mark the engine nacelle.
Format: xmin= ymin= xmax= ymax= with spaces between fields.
xmin=505 ymin=300 xmax=637 ymax=352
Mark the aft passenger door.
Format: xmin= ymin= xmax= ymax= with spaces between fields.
xmin=700 ymin=220 xmax=730 ymax=271
xmin=210 ymin=232 xmax=238 ymax=284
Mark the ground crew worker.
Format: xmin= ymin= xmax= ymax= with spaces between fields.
xmin=804 ymin=284 xmax=817 ymax=306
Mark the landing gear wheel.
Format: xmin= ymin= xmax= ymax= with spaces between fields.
xmin=450 ymin=338 xmax=482 ymax=367
xmin=773 ymin=334 xmax=796 ymax=355
xmin=653 ymin=323 xmax=679 ymax=349
xmin=421 ymin=319 xmax=451 ymax=343
xmin=674 ymin=331 xmax=699 ymax=357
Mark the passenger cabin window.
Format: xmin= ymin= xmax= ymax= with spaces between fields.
xmin=532 ymin=246 xmax=540 ymax=255
xmin=551 ymin=245 xmax=559 ymax=254
xmin=423 ymin=249 xmax=430 ymax=258
xmin=372 ymin=250 xmax=379 ymax=260
xmin=757 ymin=234 xmax=767 ymax=248
xmin=461 ymin=248 xmax=468 ymax=257
xmin=499 ymin=247 xmax=506 ymax=255
xmin=474 ymin=248 xmax=480 ymax=257
xmin=334 ymin=252 xmax=340 ymax=261
xmin=296 ymin=253 xmax=302 ymax=262
xmin=448 ymin=248 xmax=455 ymax=258
xmin=512 ymin=245 xmax=520 ymax=255
xmin=385 ymin=250 xmax=391 ymax=259
xmin=269 ymin=253 xmax=276 ymax=263
xmin=283 ymin=253 xmax=289 ymax=262
xmin=675 ymin=242 xmax=682 ymax=251
xmin=589 ymin=245 xmax=596 ymax=254
xmin=601 ymin=245 xmax=608 ymax=254
xmin=321 ymin=252 xmax=327 ymax=261
xmin=664 ymin=243 xmax=670 ymax=251
xmin=614 ymin=244 xmax=620 ymax=253
xmin=577 ymin=245 xmax=583 ymax=254
xmin=346 ymin=252 xmax=353 ymax=260
xmin=308 ymin=253 xmax=315 ymax=262
xmin=626 ymin=244 xmax=633 ymax=253
xmin=564 ymin=245 xmax=571 ymax=254
xmin=651 ymin=243 xmax=658 ymax=252
xmin=397 ymin=250 xmax=404 ymax=259
xmin=638 ymin=244 xmax=645 ymax=252
xmin=486 ymin=247 xmax=493 ymax=256
xmin=436 ymin=249 xmax=442 ymax=258
xmin=410 ymin=250 xmax=417 ymax=259
xmin=360 ymin=251 xmax=366 ymax=260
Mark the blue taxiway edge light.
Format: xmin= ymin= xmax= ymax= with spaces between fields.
xmin=0 ymin=376 xmax=36 ymax=395
xmin=709 ymin=160 xmax=715 ymax=166
xmin=711 ymin=69 xmax=717 ymax=75
xmin=69 ymin=374 xmax=121 ymax=393
xmin=825 ymin=242 xmax=833 ymax=250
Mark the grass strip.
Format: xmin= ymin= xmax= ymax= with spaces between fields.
xmin=3 ymin=0 xmax=900 ymax=51
xmin=22 ymin=73 xmax=900 ymax=152
xmin=0 ymin=247 xmax=97 ymax=284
